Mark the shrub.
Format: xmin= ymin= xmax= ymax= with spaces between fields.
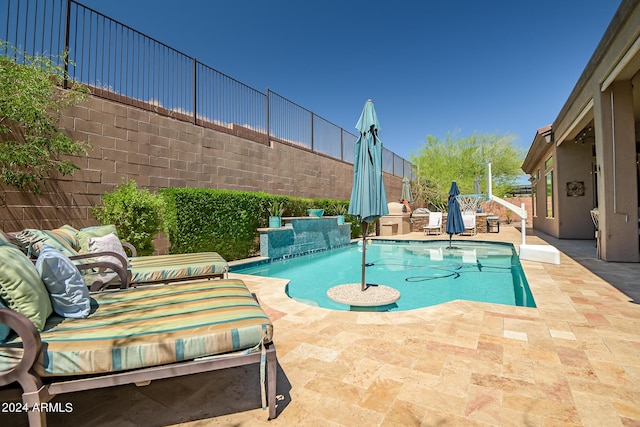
xmin=91 ymin=180 xmax=164 ymax=255
xmin=0 ymin=41 xmax=89 ymax=193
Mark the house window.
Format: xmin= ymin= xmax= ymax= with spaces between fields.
xmin=545 ymin=156 xmax=553 ymax=170
xmin=530 ymin=169 xmax=539 ymax=218
xmin=546 ymin=171 xmax=554 ymax=217
xmin=532 ymin=175 xmax=537 ymax=217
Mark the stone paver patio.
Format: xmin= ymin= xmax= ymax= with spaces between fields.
xmin=3 ymin=226 xmax=640 ymax=426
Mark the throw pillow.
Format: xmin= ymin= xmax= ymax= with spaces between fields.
xmin=14 ymin=226 xmax=79 ymax=258
xmin=86 ymin=233 xmax=130 ymax=287
xmin=77 ymin=225 xmax=117 ymax=253
xmin=88 ymin=233 xmax=129 ymax=267
xmin=0 ymin=245 xmax=53 ymax=331
xmin=52 ymin=224 xmax=80 ymax=251
xmin=36 ymin=245 xmax=91 ymax=319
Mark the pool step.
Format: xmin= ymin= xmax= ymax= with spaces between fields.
xmin=519 ymin=244 xmax=560 ymax=265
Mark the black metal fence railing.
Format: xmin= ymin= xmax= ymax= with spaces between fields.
xmin=1 ymin=0 xmax=414 ymax=179
xmin=267 ymin=89 xmax=311 ymax=150
xmin=68 ymin=1 xmax=197 ymax=118
xmin=313 ymin=114 xmax=343 ymax=160
xmin=341 ymin=130 xmax=357 ymax=165
xmin=198 ymin=63 xmax=267 ymax=135
xmin=2 ymin=0 xmax=66 ymax=66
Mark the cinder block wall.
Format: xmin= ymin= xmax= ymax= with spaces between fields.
xmin=0 ymin=94 xmax=403 ymax=233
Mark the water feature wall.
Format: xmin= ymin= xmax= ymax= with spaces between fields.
xmin=258 ymin=217 xmax=351 ymax=259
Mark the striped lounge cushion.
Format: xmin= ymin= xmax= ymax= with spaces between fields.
xmin=0 ymin=279 xmax=272 ymax=376
xmin=129 ymin=252 xmax=228 ymax=284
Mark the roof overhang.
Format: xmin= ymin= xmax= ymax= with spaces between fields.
xmin=601 ymin=33 xmax=640 ymax=91
xmin=522 ymin=125 xmax=554 ymax=173
xmin=555 ymin=99 xmax=594 ymax=146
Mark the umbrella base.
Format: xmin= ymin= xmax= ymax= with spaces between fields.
xmin=327 ymin=283 xmax=400 ymax=309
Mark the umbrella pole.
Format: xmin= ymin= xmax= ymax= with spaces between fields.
xmin=361 ymin=221 xmax=367 ymax=291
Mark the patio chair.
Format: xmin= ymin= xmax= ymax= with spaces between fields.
xmin=423 ymin=212 xmax=443 ymax=235
xmin=462 ymin=213 xmax=477 ymax=236
xmin=590 ymin=208 xmax=600 ymax=257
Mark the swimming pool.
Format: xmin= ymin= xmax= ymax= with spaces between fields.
xmin=233 ymin=240 xmax=536 ymax=311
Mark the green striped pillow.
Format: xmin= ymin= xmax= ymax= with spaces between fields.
xmin=15 ymin=226 xmax=79 ymax=258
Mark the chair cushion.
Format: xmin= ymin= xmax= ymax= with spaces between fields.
xmin=129 ymin=252 xmax=228 ymax=284
xmin=0 ymin=245 xmax=53 ymax=331
xmin=0 ymin=279 xmax=272 ymax=376
xmin=77 ymin=225 xmax=117 ymax=253
xmin=36 ymin=245 xmax=91 ymax=319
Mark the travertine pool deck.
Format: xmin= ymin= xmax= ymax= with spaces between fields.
xmin=4 ymin=227 xmax=640 ymax=426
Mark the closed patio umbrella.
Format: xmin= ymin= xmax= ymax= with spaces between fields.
xmin=402 ymin=176 xmax=413 ymax=203
xmin=446 ymin=181 xmax=465 ymax=249
xmin=473 ymin=174 xmax=481 ymax=195
xmin=348 ymin=99 xmax=388 ymax=291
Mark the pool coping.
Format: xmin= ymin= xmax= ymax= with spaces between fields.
xmin=230 ymin=238 xmax=536 ymax=310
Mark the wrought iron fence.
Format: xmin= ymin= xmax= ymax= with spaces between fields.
xmin=267 ymin=90 xmax=312 ymax=149
xmin=198 ymin=63 xmax=267 ymax=135
xmin=1 ymin=0 xmax=413 ymax=179
xmin=341 ymin=130 xmax=357 ymax=165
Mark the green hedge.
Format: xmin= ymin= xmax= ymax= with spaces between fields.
xmin=160 ymin=188 xmax=361 ymax=261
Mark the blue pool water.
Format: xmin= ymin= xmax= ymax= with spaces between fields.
xmin=233 ymin=240 xmax=536 ymax=311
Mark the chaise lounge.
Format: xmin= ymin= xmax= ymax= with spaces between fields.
xmin=461 ymin=213 xmax=477 ymax=236
xmin=423 ymin=212 xmax=443 ymax=235
xmin=13 ymin=225 xmax=229 ymax=290
xmin=0 ymin=243 xmax=277 ymax=426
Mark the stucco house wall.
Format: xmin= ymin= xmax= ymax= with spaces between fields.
xmin=523 ymin=0 xmax=640 ymax=261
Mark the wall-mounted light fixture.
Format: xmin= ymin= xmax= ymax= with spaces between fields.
xmin=541 ymin=128 xmax=554 ymax=144
xmin=575 ymin=126 xmax=594 ymax=144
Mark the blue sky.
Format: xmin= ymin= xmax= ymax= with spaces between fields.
xmin=81 ymin=0 xmax=620 ymax=167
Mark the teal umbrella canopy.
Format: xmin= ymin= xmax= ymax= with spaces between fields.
xmin=402 ymin=176 xmax=413 ymax=203
xmin=355 ymin=98 xmax=381 ymax=134
xmin=348 ymin=99 xmax=388 ymax=291
xmin=348 ymin=100 xmax=389 ymax=223
xmin=446 ymin=181 xmax=465 ymax=248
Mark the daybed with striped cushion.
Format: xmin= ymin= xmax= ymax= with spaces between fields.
xmin=13 ymin=225 xmax=229 ymax=290
xmin=128 ymin=251 xmax=228 ymax=286
xmin=0 ymin=279 xmax=277 ymax=426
